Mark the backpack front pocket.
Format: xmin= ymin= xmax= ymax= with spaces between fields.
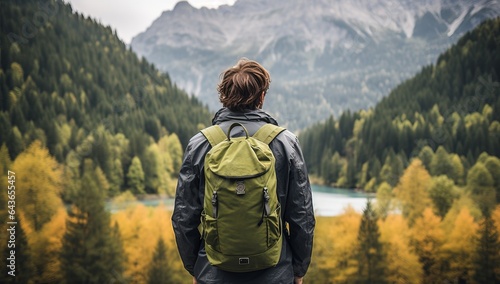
xmin=266 ymin=205 xmax=281 ymax=248
xmin=202 ymin=213 xmax=220 ymax=252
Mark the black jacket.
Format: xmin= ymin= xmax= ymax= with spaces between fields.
xmin=172 ymin=108 xmax=315 ymax=284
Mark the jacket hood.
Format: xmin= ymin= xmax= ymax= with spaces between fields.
xmin=212 ymin=108 xmax=279 ymax=126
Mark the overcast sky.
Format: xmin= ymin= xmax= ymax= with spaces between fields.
xmin=66 ymin=0 xmax=237 ymax=44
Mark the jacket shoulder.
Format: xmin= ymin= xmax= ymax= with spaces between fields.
xmin=274 ymin=129 xmax=299 ymax=145
xmin=184 ymin=132 xmax=212 ymax=161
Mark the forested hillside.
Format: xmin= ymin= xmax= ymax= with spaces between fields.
xmin=302 ymin=19 xmax=500 ymax=282
xmin=300 ymin=17 xmax=500 ymax=192
xmin=0 ymin=0 xmax=212 ymax=197
xmin=0 ymin=1 xmax=212 ymax=282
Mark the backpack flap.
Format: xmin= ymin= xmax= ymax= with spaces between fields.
xmin=206 ymin=137 xmax=273 ymax=178
xmin=206 ymin=123 xmax=275 ymax=179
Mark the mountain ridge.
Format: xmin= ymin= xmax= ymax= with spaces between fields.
xmin=131 ymin=0 xmax=500 ymax=130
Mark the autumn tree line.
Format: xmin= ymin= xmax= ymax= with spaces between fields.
xmin=310 ymin=156 xmax=500 ymax=283
xmin=1 ymin=140 xmax=500 ymax=283
xmin=0 ymin=141 xmax=188 ymax=283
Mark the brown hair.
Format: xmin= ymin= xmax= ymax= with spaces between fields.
xmin=217 ymin=58 xmax=271 ymax=111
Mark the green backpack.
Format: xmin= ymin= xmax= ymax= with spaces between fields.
xmin=200 ymin=122 xmax=285 ymax=272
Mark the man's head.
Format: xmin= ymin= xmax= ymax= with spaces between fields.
xmin=217 ymin=58 xmax=271 ymax=111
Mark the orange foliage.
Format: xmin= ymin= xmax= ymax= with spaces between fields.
xmin=492 ymin=205 xmax=500 ymax=243
xmin=441 ymin=207 xmax=478 ymax=282
xmin=379 ymin=215 xmax=423 ymax=283
xmin=112 ymin=204 xmax=186 ymax=283
xmin=311 ymin=206 xmax=361 ymax=283
xmin=410 ymin=208 xmax=445 ymax=283
xmin=28 ymin=208 xmax=67 ymax=283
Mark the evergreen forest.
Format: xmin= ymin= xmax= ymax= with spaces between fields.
xmin=0 ymin=0 xmax=212 ymax=199
xmin=300 ymin=17 xmax=500 ymax=194
xmin=0 ymin=0 xmax=499 ymax=283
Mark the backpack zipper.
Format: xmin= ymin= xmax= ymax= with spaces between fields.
xmin=257 ymin=187 xmax=271 ymax=226
xmin=212 ymin=191 xmax=218 ymax=218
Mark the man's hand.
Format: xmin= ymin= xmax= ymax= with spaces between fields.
xmin=294 ymin=276 xmax=303 ymax=284
xmin=193 ymin=276 xmax=197 ymax=284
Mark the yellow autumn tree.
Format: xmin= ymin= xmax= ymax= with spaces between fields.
xmin=442 ymin=195 xmax=482 ymax=233
xmin=113 ymin=204 xmax=152 ymax=283
xmin=113 ymin=204 xmax=186 ymax=283
xmin=12 ymin=140 xmax=63 ymax=231
xmin=410 ymin=208 xmax=445 ymax=283
xmin=311 ymin=206 xmax=361 ymax=283
xmin=149 ymin=204 xmax=186 ymax=283
xmin=393 ymin=158 xmax=432 ymax=226
xmin=493 ymin=205 xmax=500 ymax=243
xmin=441 ymin=207 xmax=478 ymax=283
xmin=28 ymin=208 xmax=67 ymax=283
xmin=379 ymin=214 xmax=423 ymax=283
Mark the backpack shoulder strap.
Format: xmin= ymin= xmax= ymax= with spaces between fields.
xmin=253 ymin=124 xmax=286 ymax=145
xmin=201 ymin=125 xmax=227 ymax=147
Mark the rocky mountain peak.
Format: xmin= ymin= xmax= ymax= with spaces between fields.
xmin=131 ymin=0 xmax=500 ymax=130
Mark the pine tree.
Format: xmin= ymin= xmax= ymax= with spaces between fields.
xmin=355 ymin=199 xmax=388 ymax=283
xmin=61 ymin=159 xmax=124 ymax=283
xmin=428 ymin=175 xmax=459 ymax=218
xmin=375 ymin=182 xmax=392 ymax=219
xmin=126 ymin=156 xmax=146 ymax=194
xmin=467 ymin=162 xmax=496 ymax=214
xmin=473 ymin=214 xmax=500 ymax=283
xmin=483 ymin=156 xmax=500 ymax=203
xmin=430 ymin=146 xmax=454 ymax=178
xmin=147 ymin=237 xmax=171 ymax=284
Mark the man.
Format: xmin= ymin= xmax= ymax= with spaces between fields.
xmin=172 ymin=58 xmax=315 ymax=284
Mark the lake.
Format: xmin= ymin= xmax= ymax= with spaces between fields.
xmin=108 ymin=185 xmax=375 ymax=216
xmin=311 ymin=185 xmax=375 ymax=216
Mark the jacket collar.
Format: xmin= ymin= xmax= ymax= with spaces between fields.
xmin=212 ymin=108 xmax=279 ymax=126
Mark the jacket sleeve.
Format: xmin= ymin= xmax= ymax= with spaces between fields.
xmin=171 ymin=134 xmax=207 ymax=275
xmin=282 ymin=133 xmax=316 ymax=277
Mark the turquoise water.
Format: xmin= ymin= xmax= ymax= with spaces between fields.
xmin=311 ymin=185 xmax=375 ymax=216
xmin=108 ymin=185 xmax=375 ymax=216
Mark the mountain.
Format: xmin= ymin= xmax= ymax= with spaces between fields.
xmin=131 ymin=0 xmax=500 ymax=130
xmin=0 ymin=0 xmax=212 ymax=196
xmin=298 ymin=17 xmax=500 ymax=190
